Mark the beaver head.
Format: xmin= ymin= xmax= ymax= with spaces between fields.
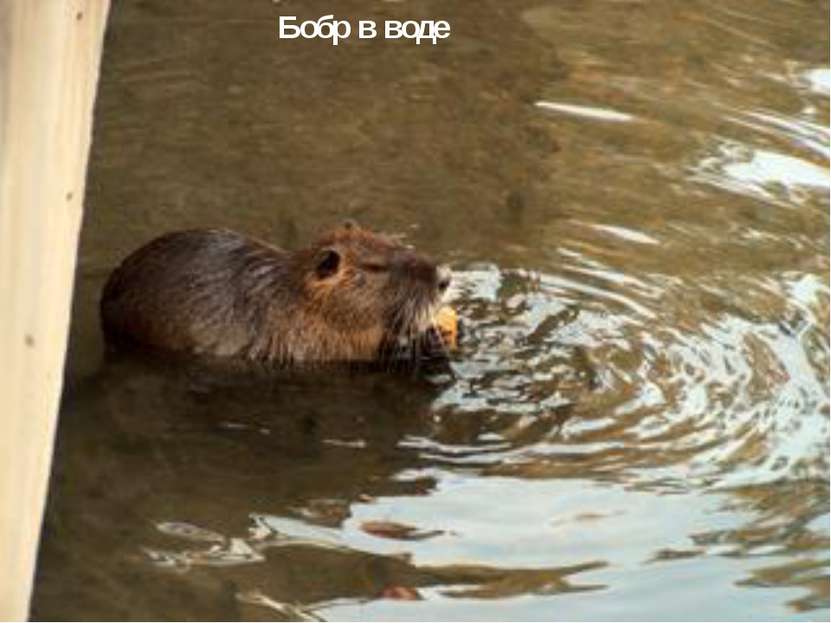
xmin=296 ymin=222 xmax=451 ymax=354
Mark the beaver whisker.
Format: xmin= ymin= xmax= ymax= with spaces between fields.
xmin=381 ymin=285 xmax=448 ymax=368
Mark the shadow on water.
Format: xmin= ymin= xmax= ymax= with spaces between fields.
xmin=33 ymin=0 xmax=828 ymax=620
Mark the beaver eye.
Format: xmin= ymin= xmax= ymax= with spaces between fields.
xmin=316 ymin=249 xmax=340 ymax=279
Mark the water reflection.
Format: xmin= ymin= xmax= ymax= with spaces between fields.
xmin=144 ymin=512 xmax=607 ymax=607
xmin=802 ymin=68 xmax=831 ymax=96
xmin=535 ymin=101 xmax=636 ymax=123
xmin=693 ymin=139 xmax=828 ymax=207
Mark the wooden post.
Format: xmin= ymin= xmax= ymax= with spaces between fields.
xmin=0 ymin=0 xmax=110 ymax=618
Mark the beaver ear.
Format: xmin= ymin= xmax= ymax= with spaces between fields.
xmin=342 ymin=218 xmax=359 ymax=231
xmin=315 ymin=248 xmax=341 ymax=279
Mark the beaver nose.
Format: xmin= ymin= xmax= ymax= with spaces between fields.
xmin=437 ymin=265 xmax=452 ymax=293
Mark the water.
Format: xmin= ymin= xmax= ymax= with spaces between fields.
xmin=32 ymin=0 xmax=829 ymax=620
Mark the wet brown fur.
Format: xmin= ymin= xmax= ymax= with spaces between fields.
xmin=100 ymin=224 xmax=448 ymax=364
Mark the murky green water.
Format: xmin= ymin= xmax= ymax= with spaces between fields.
xmin=32 ymin=0 xmax=829 ymax=620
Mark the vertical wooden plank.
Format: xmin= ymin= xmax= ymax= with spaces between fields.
xmin=0 ymin=0 xmax=110 ymax=619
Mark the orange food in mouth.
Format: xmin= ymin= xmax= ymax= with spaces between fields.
xmin=433 ymin=305 xmax=458 ymax=350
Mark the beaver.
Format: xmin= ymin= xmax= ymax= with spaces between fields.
xmin=100 ymin=222 xmax=452 ymax=365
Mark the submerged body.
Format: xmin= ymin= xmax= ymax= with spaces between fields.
xmin=100 ymin=223 xmax=451 ymax=364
